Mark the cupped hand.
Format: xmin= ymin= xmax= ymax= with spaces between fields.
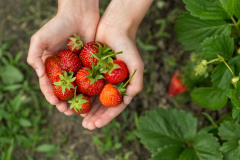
xmin=27 ymin=1 xmax=100 ymax=115
xmin=81 ymin=22 xmax=144 ymax=130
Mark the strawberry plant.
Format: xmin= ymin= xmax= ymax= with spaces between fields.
xmin=175 ymin=0 xmax=240 ymax=115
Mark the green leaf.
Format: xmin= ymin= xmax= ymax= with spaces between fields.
xmin=220 ymin=0 xmax=240 ymax=19
xmin=193 ymin=133 xmax=222 ymax=160
xmin=219 ymin=121 xmax=240 ymax=159
xmin=191 ymin=87 xmax=228 ymax=110
xmin=136 ymin=108 xmax=197 ymax=152
xmin=230 ymin=89 xmax=240 ymax=108
xmin=19 ymin=118 xmax=32 ymax=128
xmin=183 ymin=0 xmax=230 ymax=20
xmin=211 ymin=64 xmax=234 ymax=90
xmin=175 ymin=13 xmax=231 ymax=51
xmin=1 ymin=65 xmax=24 ymax=84
xmin=11 ymin=94 xmax=22 ymax=112
xmin=150 ymin=144 xmax=184 ymax=160
xmin=178 ymin=148 xmax=198 ymax=160
xmin=202 ymin=35 xmax=234 ymax=61
xmin=36 ymin=144 xmax=56 ymax=152
xmin=232 ymin=107 xmax=240 ymax=119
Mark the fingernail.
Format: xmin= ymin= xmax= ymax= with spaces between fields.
xmin=36 ymin=69 xmax=41 ymax=77
xmin=124 ymin=96 xmax=133 ymax=105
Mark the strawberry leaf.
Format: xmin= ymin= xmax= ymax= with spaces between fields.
xmin=175 ymin=13 xmax=231 ymax=52
xmin=211 ymin=64 xmax=234 ymax=90
xmin=183 ymin=0 xmax=230 ymax=20
xmin=136 ymin=108 xmax=222 ymax=160
xmin=191 ymin=87 xmax=228 ymax=110
xmin=202 ymin=35 xmax=234 ymax=61
xmin=219 ymin=121 xmax=240 ymax=159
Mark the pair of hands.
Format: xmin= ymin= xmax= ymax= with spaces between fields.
xmin=27 ymin=0 xmax=144 ymax=130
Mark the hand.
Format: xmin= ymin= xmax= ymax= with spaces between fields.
xmin=27 ymin=0 xmax=100 ymax=115
xmin=81 ymin=20 xmax=144 ymax=130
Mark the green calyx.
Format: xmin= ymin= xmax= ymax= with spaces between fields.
xmin=68 ymin=33 xmax=85 ymax=51
xmin=115 ymin=69 xmax=137 ymax=96
xmin=53 ymin=71 xmax=76 ymax=95
xmin=85 ymin=63 xmax=105 ymax=85
xmin=68 ymin=88 xmax=88 ymax=112
xmin=100 ymin=57 xmax=121 ymax=74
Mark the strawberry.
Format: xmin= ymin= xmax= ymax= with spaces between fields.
xmin=67 ymin=34 xmax=84 ymax=53
xmin=68 ymin=93 xmax=91 ymax=114
xmin=100 ymin=70 xmax=136 ymax=107
xmin=45 ymin=50 xmax=81 ymax=83
xmin=75 ymin=67 xmax=105 ymax=97
xmin=102 ymin=59 xmax=128 ymax=84
xmin=79 ymin=41 xmax=103 ymax=67
xmin=168 ymin=71 xmax=188 ymax=97
xmin=53 ymin=71 xmax=76 ymax=101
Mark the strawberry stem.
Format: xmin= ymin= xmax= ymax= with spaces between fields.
xmin=122 ymin=69 xmax=137 ymax=88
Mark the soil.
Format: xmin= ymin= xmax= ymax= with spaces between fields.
xmin=2 ymin=0 xmax=227 ymax=159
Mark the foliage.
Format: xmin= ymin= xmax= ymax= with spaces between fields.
xmin=136 ymin=107 xmax=240 ymax=160
xmin=0 ymin=40 xmax=55 ymax=159
xmin=175 ymin=0 xmax=240 ymax=113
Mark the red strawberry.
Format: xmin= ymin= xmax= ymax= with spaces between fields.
xmin=100 ymin=70 xmax=136 ymax=107
xmin=79 ymin=41 xmax=102 ymax=67
xmin=168 ymin=71 xmax=188 ymax=97
xmin=45 ymin=54 xmax=62 ymax=83
xmin=103 ymin=60 xmax=128 ymax=84
xmin=75 ymin=67 xmax=105 ymax=97
xmin=67 ymin=34 xmax=84 ymax=53
xmin=57 ymin=50 xmax=82 ymax=74
xmin=100 ymin=84 xmax=123 ymax=107
xmin=45 ymin=50 xmax=81 ymax=83
xmin=53 ymin=71 xmax=76 ymax=100
xmin=68 ymin=94 xmax=91 ymax=114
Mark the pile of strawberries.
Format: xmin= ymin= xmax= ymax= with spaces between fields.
xmin=45 ymin=34 xmax=135 ymax=114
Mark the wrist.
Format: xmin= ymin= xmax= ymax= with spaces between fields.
xmin=57 ymin=0 xmax=99 ymax=22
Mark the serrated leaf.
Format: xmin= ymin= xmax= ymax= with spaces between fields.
xmin=219 ymin=121 xmax=240 ymax=159
xmin=150 ymin=144 xmax=184 ymax=160
xmin=230 ymin=89 xmax=240 ymax=109
xmin=136 ymin=108 xmax=197 ymax=152
xmin=183 ymin=0 xmax=230 ymax=20
xmin=211 ymin=64 xmax=234 ymax=90
xmin=202 ymin=35 xmax=234 ymax=61
xmin=1 ymin=65 xmax=24 ymax=84
xmin=175 ymin=13 xmax=231 ymax=51
xmin=220 ymin=0 xmax=240 ymax=19
xmin=36 ymin=144 xmax=55 ymax=152
xmin=191 ymin=87 xmax=228 ymax=110
xmin=178 ymin=148 xmax=198 ymax=160
xmin=193 ymin=133 xmax=223 ymax=160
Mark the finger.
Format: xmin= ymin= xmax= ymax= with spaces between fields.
xmin=82 ymin=96 xmax=102 ymax=128
xmin=39 ymin=75 xmax=59 ymax=105
xmin=85 ymin=105 xmax=108 ymax=130
xmin=56 ymin=101 xmax=68 ymax=112
xmin=64 ymin=108 xmax=74 ymax=116
xmin=95 ymin=103 xmax=127 ymax=128
xmin=27 ymin=34 xmax=45 ymax=78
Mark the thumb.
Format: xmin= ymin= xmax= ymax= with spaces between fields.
xmin=27 ymin=35 xmax=45 ymax=78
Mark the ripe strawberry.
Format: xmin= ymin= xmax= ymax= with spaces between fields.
xmin=168 ymin=71 xmax=188 ymax=97
xmin=67 ymin=34 xmax=84 ymax=53
xmin=45 ymin=50 xmax=81 ymax=83
xmin=53 ymin=71 xmax=76 ymax=101
xmin=79 ymin=41 xmax=102 ymax=67
xmin=100 ymin=70 xmax=136 ymax=107
xmin=103 ymin=59 xmax=128 ymax=84
xmin=75 ymin=67 xmax=105 ymax=97
xmin=68 ymin=94 xmax=91 ymax=114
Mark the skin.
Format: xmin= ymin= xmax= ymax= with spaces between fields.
xmin=27 ymin=0 xmax=153 ymax=130
xmin=27 ymin=0 xmax=100 ymax=115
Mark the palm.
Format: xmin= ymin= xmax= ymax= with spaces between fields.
xmin=81 ymin=26 xmax=144 ymax=130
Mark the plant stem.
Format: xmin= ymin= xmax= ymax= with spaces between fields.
xmin=223 ymin=60 xmax=235 ymax=77
xmin=122 ymin=69 xmax=137 ymax=88
xmin=231 ymin=17 xmax=240 ymax=36
xmin=207 ymin=58 xmax=221 ymax=64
